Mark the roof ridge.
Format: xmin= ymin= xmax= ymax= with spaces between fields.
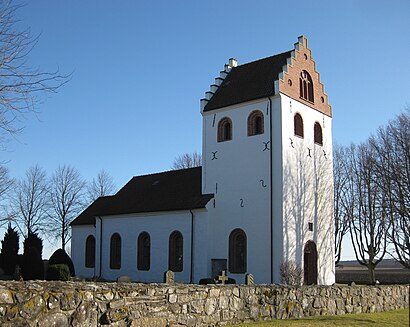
xmin=236 ymin=50 xmax=292 ymax=68
xmin=129 ymin=166 xmax=202 ymax=180
xmin=94 ymin=195 xmax=115 ymax=201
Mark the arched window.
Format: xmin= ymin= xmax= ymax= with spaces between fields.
xmin=110 ymin=233 xmax=121 ymax=269
xmin=137 ymin=232 xmax=150 ymax=271
xmin=294 ymin=113 xmax=304 ymax=138
xmin=299 ymin=70 xmax=314 ymax=102
xmin=217 ymin=117 xmax=232 ymax=142
xmin=169 ymin=231 xmax=183 ymax=272
xmin=314 ymin=122 xmax=323 ymax=146
xmin=85 ymin=235 xmax=95 ymax=268
xmin=229 ymin=229 xmax=247 ymax=273
xmin=247 ymin=110 xmax=264 ymax=136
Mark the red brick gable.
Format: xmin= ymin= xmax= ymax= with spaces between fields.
xmin=278 ymin=36 xmax=332 ymax=117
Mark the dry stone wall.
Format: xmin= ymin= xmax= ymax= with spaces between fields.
xmin=0 ymin=281 xmax=408 ymax=326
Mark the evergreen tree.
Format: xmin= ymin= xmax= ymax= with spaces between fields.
xmin=21 ymin=232 xmax=44 ymax=280
xmin=0 ymin=224 xmax=19 ymax=275
xmin=23 ymin=232 xmax=43 ymax=259
xmin=22 ymin=247 xmax=44 ymax=280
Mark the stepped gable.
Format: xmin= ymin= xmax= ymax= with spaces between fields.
xmin=278 ymin=36 xmax=332 ymax=116
xmin=202 ymin=36 xmax=331 ymax=117
xmin=71 ymin=167 xmax=213 ymax=226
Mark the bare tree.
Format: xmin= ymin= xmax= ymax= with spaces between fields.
xmin=0 ymin=165 xmax=13 ymax=198
xmin=87 ymin=169 xmax=116 ymax=203
xmin=0 ymin=164 xmax=14 ymax=225
xmin=171 ymin=152 xmax=202 ymax=170
xmin=0 ymin=2 xmax=69 ymax=146
xmin=11 ymin=164 xmax=48 ymax=238
xmin=371 ymin=109 xmax=410 ymax=268
xmin=49 ymin=165 xmax=86 ymax=250
xmin=346 ymin=143 xmax=389 ymax=284
xmin=333 ymin=144 xmax=350 ymax=265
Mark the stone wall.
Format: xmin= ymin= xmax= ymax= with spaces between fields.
xmin=0 ymin=281 xmax=408 ymax=326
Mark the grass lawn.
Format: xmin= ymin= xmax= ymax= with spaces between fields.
xmin=228 ymin=309 xmax=409 ymax=327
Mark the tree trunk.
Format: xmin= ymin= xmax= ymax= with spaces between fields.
xmin=368 ymin=265 xmax=376 ymax=284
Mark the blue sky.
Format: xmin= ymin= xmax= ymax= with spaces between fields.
xmin=2 ymin=0 xmax=410 ymax=258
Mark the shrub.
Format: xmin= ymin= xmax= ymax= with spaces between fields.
xmin=21 ymin=247 xmax=44 ymax=280
xmin=280 ymin=260 xmax=303 ymax=286
xmin=0 ymin=224 xmax=19 ymax=275
xmin=225 ymin=277 xmax=236 ymax=284
xmin=48 ymin=248 xmax=75 ymax=277
xmin=46 ymin=264 xmax=70 ymax=281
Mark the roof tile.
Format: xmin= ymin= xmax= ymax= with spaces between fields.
xmin=71 ymin=167 xmax=213 ymax=226
xmin=204 ymin=51 xmax=292 ymax=111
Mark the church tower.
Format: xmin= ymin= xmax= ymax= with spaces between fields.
xmin=200 ymin=36 xmax=335 ymax=285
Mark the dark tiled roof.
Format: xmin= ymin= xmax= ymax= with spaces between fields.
xmin=71 ymin=167 xmax=213 ymax=226
xmin=204 ymin=51 xmax=292 ymax=112
xmin=70 ymin=196 xmax=114 ymax=226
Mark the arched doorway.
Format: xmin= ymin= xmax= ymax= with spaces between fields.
xmin=303 ymin=240 xmax=318 ymax=285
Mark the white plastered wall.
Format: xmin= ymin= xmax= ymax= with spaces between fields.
xmin=97 ymin=209 xmax=209 ymax=283
xmin=280 ymin=93 xmax=335 ymax=285
xmin=71 ymin=225 xmax=96 ymax=279
xmin=202 ymin=98 xmax=273 ymax=284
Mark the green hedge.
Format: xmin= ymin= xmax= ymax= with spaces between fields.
xmin=46 ymin=264 xmax=70 ymax=281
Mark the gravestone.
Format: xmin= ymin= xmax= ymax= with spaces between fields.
xmin=211 ymin=259 xmax=227 ymax=280
xmin=164 ymin=270 xmax=175 ymax=284
xmin=117 ymin=276 xmax=132 ymax=283
xmin=13 ymin=265 xmax=23 ymax=281
xmin=245 ymin=273 xmax=254 ymax=285
xmin=217 ymin=270 xmax=228 ymax=285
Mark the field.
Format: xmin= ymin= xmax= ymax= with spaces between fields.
xmin=336 ymin=260 xmax=410 ymax=285
xmin=228 ymin=309 xmax=409 ymax=326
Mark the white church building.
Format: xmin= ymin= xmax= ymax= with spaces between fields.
xmin=71 ymin=36 xmax=335 ymax=285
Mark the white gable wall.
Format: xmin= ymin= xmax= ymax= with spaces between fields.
xmin=280 ymin=93 xmax=335 ymax=285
